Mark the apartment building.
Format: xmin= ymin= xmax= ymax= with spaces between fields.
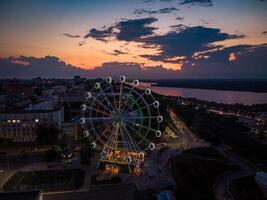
xmin=0 ymin=108 xmax=63 ymax=142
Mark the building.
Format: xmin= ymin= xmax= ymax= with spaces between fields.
xmin=2 ymin=83 xmax=36 ymax=97
xmin=61 ymin=121 xmax=80 ymax=142
xmin=0 ymin=190 xmax=42 ymax=200
xmin=0 ymin=108 xmax=63 ymax=142
xmin=255 ymin=171 xmax=267 ymax=198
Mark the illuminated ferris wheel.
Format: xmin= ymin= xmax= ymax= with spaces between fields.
xmin=80 ymin=76 xmax=163 ymax=173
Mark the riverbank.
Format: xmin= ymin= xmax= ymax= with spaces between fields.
xmin=148 ymin=79 xmax=267 ymax=93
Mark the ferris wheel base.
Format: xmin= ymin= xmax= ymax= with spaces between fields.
xmin=97 ymin=160 xmax=142 ymax=175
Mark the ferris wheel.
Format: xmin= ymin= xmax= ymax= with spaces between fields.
xmin=80 ymin=76 xmax=163 ymax=172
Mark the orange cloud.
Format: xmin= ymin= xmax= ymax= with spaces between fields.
xmin=229 ymin=52 xmax=236 ymax=62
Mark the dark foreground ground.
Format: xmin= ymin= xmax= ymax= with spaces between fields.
xmin=44 ymin=183 xmax=137 ymax=200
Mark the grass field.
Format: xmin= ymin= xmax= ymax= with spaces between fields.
xmin=3 ymin=169 xmax=85 ymax=192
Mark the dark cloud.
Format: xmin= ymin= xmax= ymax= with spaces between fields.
xmin=90 ymin=62 xmax=179 ymax=79
xmin=179 ymin=44 xmax=267 ymax=79
xmin=169 ymin=24 xmax=187 ymax=31
xmin=116 ymin=17 xmax=158 ymax=41
xmin=193 ymin=45 xmax=253 ymax=64
xmin=0 ymin=56 xmax=179 ymax=79
xmin=62 ymin=33 xmax=81 ymax=38
xmin=175 ymin=16 xmax=184 ymax=21
xmin=143 ymin=0 xmax=173 ymax=2
xmin=106 ymin=50 xmax=127 ymax=56
xmin=78 ymin=41 xmax=86 ymax=46
xmin=84 ymin=17 xmax=158 ymax=42
xmin=139 ymin=26 xmax=244 ymax=61
xmin=134 ymin=7 xmax=179 ymax=15
xmin=179 ymin=0 xmax=213 ymax=7
xmin=84 ymin=26 xmax=114 ymax=42
xmin=1 ymin=46 xmax=267 ymax=79
xmin=0 ymin=56 xmax=86 ymax=79
xmin=200 ymin=19 xmax=210 ymax=25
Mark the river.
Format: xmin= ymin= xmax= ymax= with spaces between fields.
xmin=140 ymin=83 xmax=267 ymax=105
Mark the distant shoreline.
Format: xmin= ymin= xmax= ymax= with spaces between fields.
xmin=144 ymin=79 xmax=267 ymax=93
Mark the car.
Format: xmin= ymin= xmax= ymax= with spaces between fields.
xmin=159 ymin=142 xmax=167 ymax=146
xmin=67 ymin=160 xmax=72 ymax=164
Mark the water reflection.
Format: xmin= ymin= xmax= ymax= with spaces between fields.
xmin=140 ymin=83 xmax=267 ymax=105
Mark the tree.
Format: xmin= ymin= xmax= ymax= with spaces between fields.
xmin=45 ymin=147 xmax=58 ymax=161
xmin=36 ymin=124 xmax=59 ymax=144
xmin=257 ymin=131 xmax=266 ymax=140
xmin=80 ymin=145 xmax=92 ymax=165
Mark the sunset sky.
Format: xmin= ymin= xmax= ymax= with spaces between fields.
xmin=0 ymin=0 xmax=267 ymax=79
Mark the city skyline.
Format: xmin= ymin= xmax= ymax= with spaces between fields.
xmin=0 ymin=0 xmax=267 ymax=79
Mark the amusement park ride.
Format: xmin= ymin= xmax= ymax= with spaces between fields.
xmin=80 ymin=76 xmax=163 ymax=175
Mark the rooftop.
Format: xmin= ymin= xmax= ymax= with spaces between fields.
xmin=1 ymin=109 xmax=60 ymax=114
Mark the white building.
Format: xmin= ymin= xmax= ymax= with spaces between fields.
xmin=0 ymin=108 xmax=63 ymax=142
xmin=25 ymin=100 xmax=54 ymax=110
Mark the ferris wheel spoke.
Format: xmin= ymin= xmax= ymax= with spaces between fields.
xmin=127 ymin=102 xmax=155 ymax=115
xmin=119 ymin=126 xmax=132 ymax=158
xmin=119 ymin=126 xmax=129 ymax=150
xmin=121 ymin=126 xmax=135 ymax=151
xmin=84 ymin=117 xmax=113 ymax=121
xmin=91 ymin=95 xmax=113 ymax=113
xmin=123 ymin=116 xmax=158 ymax=120
xmin=125 ymin=123 xmax=151 ymax=144
xmin=94 ymin=128 xmax=111 ymax=145
xmin=123 ymin=92 xmax=145 ymax=113
xmin=121 ymin=85 xmax=135 ymax=111
xmin=124 ymin=119 xmax=157 ymax=132
xmin=86 ymin=120 xmax=114 ymax=133
xmin=102 ymin=124 xmax=118 ymax=153
xmin=98 ymin=86 xmax=117 ymax=112
xmin=86 ymin=106 xmax=111 ymax=116
xmin=122 ymin=125 xmax=141 ymax=152
xmin=99 ymin=126 xmax=115 ymax=150
xmin=118 ymin=81 xmax=123 ymax=111
xmin=109 ymin=81 xmax=117 ymax=111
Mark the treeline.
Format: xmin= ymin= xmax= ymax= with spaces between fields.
xmin=179 ymin=96 xmax=267 ymax=113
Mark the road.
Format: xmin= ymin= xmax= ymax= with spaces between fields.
xmin=213 ymin=144 xmax=258 ymax=200
xmin=169 ymin=110 xmax=209 ymax=150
